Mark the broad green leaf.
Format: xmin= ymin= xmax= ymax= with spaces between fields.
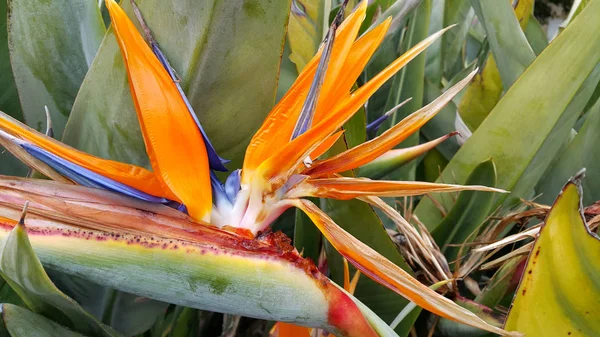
xmin=420 ymin=82 xmax=461 ymax=160
xmin=524 ymin=15 xmax=548 ymax=56
xmin=8 ymin=0 xmax=105 ymax=137
xmin=414 ymin=0 xmax=600 ymax=229
xmin=424 ymin=0 xmax=445 ymax=85
xmin=470 ymin=0 xmax=535 ymax=88
xmin=294 ymin=205 xmax=322 ymax=264
xmin=475 ymin=256 xmax=524 ymax=308
xmin=0 ymin=1 xmax=32 ymax=177
xmin=0 ymin=220 xmax=121 ymax=337
xmin=63 ymin=0 xmax=291 ymax=172
xmin=48 ymin=257 xmax=169 ymax=335
xmin=0 ymin=278 xmax=23 ymax=307
xmin=0 ymin=0 xmax=21 ymax=121
xmin=536 ymin=98 xmax=600 ymax=205
xmin=431 ymin=159 xmax=497 ymax=264
xmin=459 ymin=0 xmax=534 ymax=131
xmin=505 ymin=175 xmax=600 ymax=337
xmin=0 ymin=303 xmax=85 ymax=337
xmin=103 ymin=291 xmax=169 ymax=336
xmin=441 ymin=0 xmax=473 ymax=78
xmin=288 ymin=0 xmax=326 ymax=72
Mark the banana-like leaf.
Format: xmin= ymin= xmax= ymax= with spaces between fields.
xmin=524 ymin=15 xmax=548 ymax=56
xmin=62 ymin=0 xmax=290 ymax=172
xmin=470 ymin=0 xmax=535 ymax=89
xmin=536 ymin=98 xmax=600 ymax=205
xmin=47 ymin=272 xmax=169 ymax=336
xmin=414 ymin=0 xmax=600 ymax=229
xmin=505 ymin=173 xmax=600 ymax=336
xmin=441 ymin=0 xmax=473 ymax=78
xmin=0 ymin=1 xmax=21 ymax=121
xmin=459 ymin=0 xmax=534 ymax=131
xmin=431 ymin=159 xmax=497 ymax=264
xmin=0 ymin=2 xmax=35 ymax=176
xmin=288 ymin=0 xmax=327 ymax=72
xmin=0 ymin=218 xmax=121 ymax=337
xmin=0 ymin=304 xmax=85 ymax=337
xmin=8 ymin=0 xmax=105 ymax=138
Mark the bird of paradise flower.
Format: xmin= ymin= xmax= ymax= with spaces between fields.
xmin=0 ymin=0 xmax=520 ymax=336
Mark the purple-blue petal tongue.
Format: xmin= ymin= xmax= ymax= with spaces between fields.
xmin=210 ymin=171 xmax=232 ymax=209
xmin=290 ymin=0 xmax=349 ymax=140
xmin=224 ymin=169 xmax=241 ymax=203
xmin=21 ymin=143 xmax=170 ymax=204
xmin=130 ymin=0 xmax=229 ymax=172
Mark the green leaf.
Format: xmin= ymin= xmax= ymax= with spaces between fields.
xmin=0 ymin=303 xmax=86 ymax=337
xmin=441 ymin=0 xmax=473 ymax=79
xmin=474 ymin=256 xmax=524 ymax=308
xmin=0 ymin=0 xmax=21 ymax=121
xmin=536 ymin=97 xmax=600 ymax=205
xmin=48 ymin=264 xmax=168 ymax=335
xmin=524 ymin=15 xmax=548 ymax=56
xmin=431 ymin=159 xmax=497 ymax=265
xmin=505 ymin=174 xmax=600 ymax=337
xmin=294 ymin=206 xmax=322 ymax=264
xmin=104 ymin=292 xmax=169 ymax=336
xmin=470 ymin=0 xmax=535 ymax=88
xmin=0 ymin=1 xmax=29 ymax=177
xmin=62 ymin=0 xmax=291 ymax=172
xmin=424 ymin=0 xmax=445 ymax=85
xmin=287 ymin=0 xmax=326 ymax=72
xmin=414 ymin=0 xmax=600 ymax=230
xmin=0 ymin=219 xmax=121 ymax=337
xmin=8 ymin=0 xmax=105 ymax=138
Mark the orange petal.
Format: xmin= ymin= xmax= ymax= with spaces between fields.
xmin=243 ymin=8 xmax=386 ymax=179
xmin=287 ymin=176 xmax=505 ymax=200
xmin=309 ymin=130 xmax=344 ymax=160
xmin=257 ymin=29 xmax=449 ymax=188
xmin=292 ymin=199 xmax=518 ymax=336
xmin=0 ymin=112 xmax=173 ymax=200
xmin=306 ymin=70 xmax=476 ymax=176
xmin=269 ymin=322 xmax=311 ymax=337
xmin=107 ymin=0 xmax=211 ymax=221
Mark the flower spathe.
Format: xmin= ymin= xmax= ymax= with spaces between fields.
xmin=0 ymin=0 xmax=519 ymax=336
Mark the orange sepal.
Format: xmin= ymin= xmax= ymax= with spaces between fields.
xmin=288 ymin=176 xmax=505 ymax=200
xmin=307 ymin=70 xmax=476 ymax=176
xmin=292 ymin=199 xmax=518 ymax=336
xmin=0 ymin=113 xmax=173 ymax=200
xmin=309 ymin=130 xmax=345 ymax=160
xmin=106 ymin=0 xmax=211 ymax=221
xmin=256 ymin=29 xmax=448 ymax=188
xmin=243 ymin=7 xmax=389 ymax=179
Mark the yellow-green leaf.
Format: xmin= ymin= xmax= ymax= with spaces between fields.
xmin=505 ymin=172 xmax=600 ymax=336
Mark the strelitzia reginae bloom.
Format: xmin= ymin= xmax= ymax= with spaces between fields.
xmin=0 ymin=0 xmax=520 ymax=336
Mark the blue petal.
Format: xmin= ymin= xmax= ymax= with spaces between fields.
xmin=291 ymin=3 xmax=347 ymax=140
xmin=21 ymin=143 xmax=170 ymax=204
xmin=224 ymin=169 xmax=241 ymax=203
xmin=210 ymin=171 xmax=231 ymax=209
xmin=366 ymin=114 xmax=390 ymax=137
